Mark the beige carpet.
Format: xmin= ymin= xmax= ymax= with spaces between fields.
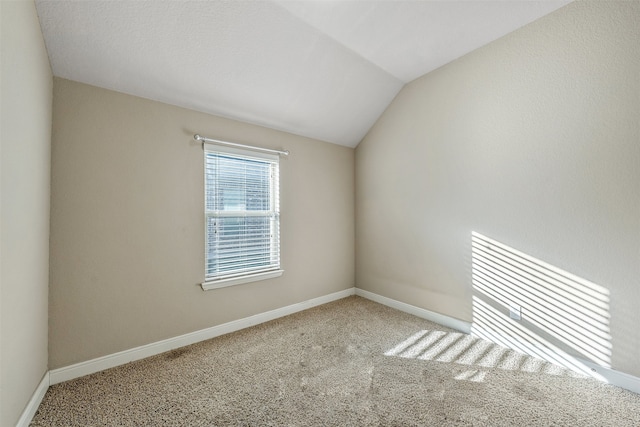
xmin=31 ymin=296 xmax=640 ymax=426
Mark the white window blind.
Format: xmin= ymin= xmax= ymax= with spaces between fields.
xmin=204 ymin=144 xmax=281 ymax=288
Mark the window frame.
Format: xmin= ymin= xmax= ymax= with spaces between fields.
xmin=201 ymin=144 xmax=283 ymax=291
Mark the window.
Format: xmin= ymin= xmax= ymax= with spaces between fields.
xmin=203 ymin=144 xmax=282 ymax=290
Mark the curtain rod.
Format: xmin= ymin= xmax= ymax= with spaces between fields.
xmin=194 ymin=134 xmax=289 ymax=157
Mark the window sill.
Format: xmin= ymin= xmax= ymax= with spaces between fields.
xmin=201 ymin=270 xmax=284 ymax=291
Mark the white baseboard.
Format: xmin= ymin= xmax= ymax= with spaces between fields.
xmin=576 ymin=357 xmax=640 ymax=395
xmin=50 ymin=287 xmax=355 ymax=385
xmin=16 ymin=371 xmax=50 ymax=427
xmin=355 ymin=288 xmax=472 ymax=333
xmin=356 ymin=289 xmax=640 ymax=395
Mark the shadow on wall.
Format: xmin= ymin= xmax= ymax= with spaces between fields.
xmin=470 ymin=231 xmax=611 ymax=378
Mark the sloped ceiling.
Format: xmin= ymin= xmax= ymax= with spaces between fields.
xmin=35 ymin=0 xmax=570 ymax=147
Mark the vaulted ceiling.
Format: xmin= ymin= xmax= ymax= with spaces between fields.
xmin=35 ymin=0 xmax=571 ymax=147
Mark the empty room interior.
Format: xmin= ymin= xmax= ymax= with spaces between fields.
xmin=2 ymin=0 xmax=640 ymax=425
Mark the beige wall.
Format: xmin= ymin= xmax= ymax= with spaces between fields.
xmin=49 ymin=78 xmax=354 ymax=368
xmin=0 ymin=0 xmax=52 ymax=425
xmin=356 ymin=2 xmax=640 ymax=376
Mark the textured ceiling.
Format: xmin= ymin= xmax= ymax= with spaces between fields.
xmin=35 ymin=0 xmax=570 ymax=147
